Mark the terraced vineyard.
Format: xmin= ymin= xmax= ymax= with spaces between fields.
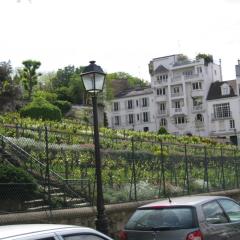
xmin=0 ymin=112 xmax=239 ymax=205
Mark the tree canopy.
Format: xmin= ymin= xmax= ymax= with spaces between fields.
xmin=196 ymin=53 xmax=213 ymax=65
xmin=20 ymin=60 xmax=41 ymax=100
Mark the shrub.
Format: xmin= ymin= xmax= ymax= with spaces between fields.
xmin=158 ymin=127 xmax=168 ymax=135
xmin=20 ymin=97 xmax=62 ymax=121
xmin=33 ymin=90 xmax=57 ymax=102
xmin=0 ymin=164 xmax=38 ymax=200
xmin=53 ymin=100 xmax=71 ymax=115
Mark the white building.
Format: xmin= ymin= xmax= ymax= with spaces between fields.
xmin=106 ymin=55 xmax=240 ymax=144
xmin=149 ymin=54 xmax=221 ymax=136
xmin=108 ymin=86 xmax=156 ymax=131
xmin=206 ymin=60 xmax=240 ymax=144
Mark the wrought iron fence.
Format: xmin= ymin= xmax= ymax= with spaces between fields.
xmin=0 ymin=124 xmax=240 ymax=213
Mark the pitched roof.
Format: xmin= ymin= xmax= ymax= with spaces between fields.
xmin=207 ymin=80 xmax=237 ymax=100
xmin=154 ymin=65 xmax=168 ymax=74
xmin=114 ymin=86 xmax=153 ymax=98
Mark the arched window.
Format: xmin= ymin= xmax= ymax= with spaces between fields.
xmin=196 ymin=114 xmax=204 ymax=122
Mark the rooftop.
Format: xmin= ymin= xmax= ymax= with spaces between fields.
xmin=115 ymin=86 xmax=153 ymax=98
xmin=139 ymin=196 xmax=229 ymax=208
xmin=207 ymin=80 xmax=237 ymax=100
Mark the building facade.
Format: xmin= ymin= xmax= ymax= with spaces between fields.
xmin=106 ymin=55 xmax=240 ymax=143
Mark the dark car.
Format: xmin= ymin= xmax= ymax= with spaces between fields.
xmin=120 ymin=196 xmax=240 ymax=240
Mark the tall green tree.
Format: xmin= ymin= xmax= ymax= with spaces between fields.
xmin=21 ymin=60 xmax=41 ymax=100
xmin=0 ymin=61 xmax=22 ymax=111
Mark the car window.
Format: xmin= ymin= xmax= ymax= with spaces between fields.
xmin=62 ymin=234 xmax=106 ymax=240
xmin=202 ymin=201 xmax=228 ymax=224
xmin=32 ymin=237 xmax=55 ymax=240
xmin=218 ymin=199 xmax=240 ymax=222
xmin=125 ymin=207 xmax=196 ymax=230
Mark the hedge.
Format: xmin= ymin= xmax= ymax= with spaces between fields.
xmin=20 ymin=97 xmax=62 ymax=121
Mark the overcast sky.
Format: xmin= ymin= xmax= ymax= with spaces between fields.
xmin=1 ymin=0 xmax=240 ymax=81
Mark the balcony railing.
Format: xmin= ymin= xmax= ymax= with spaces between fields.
xmin=184 ymin=73 xmax=203 ymax=81
xmin=211 ymin=112 xmax=232 ymax=120
xmin=174 ymin=108 xmax=182 ymax=113
xmin=171 ymin=92 xmax=184 ymax=98
xmin=158 ymin=110 xmax=168 ymax=116
xmin=171 ymin=75 xmax=182 ymax=83
xmin=192 ymin=105 xmax=203 ymax=112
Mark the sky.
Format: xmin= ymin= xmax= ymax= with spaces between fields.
xmin=1 ymin=0 xmax=240 ymax=82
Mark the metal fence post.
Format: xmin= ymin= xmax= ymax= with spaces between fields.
xmin=204 ymin=146 xmax=209 ymax=192
xmin=234 ymin=148 xmax=239 ymax=188
xmin=131 ymin=136 xmax=137 ymax=201
xmin=184 ymin=144 xmax=190 ymax=195
xmin=220 ymin=147 xmax=225 ymax=190
xmin=45 ymin=126 xmax=51 ymax=210
xmin=160 ymin=140 xmax=166 ymax=196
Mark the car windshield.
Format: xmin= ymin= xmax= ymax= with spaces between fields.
xmin=125 ymin=207 xmax=196 ymax=231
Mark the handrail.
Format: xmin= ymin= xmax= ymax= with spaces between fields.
xmin=0 ymin=134 xmax=91 ymax=202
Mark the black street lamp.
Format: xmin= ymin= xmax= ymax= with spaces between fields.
xmin=80 ymin=61 xmax=108 ymax=235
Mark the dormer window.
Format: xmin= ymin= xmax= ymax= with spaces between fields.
xmin=221 ymin=84 xmax=230 ymax=96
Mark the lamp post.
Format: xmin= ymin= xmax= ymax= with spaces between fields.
xmin=81 ymin=61 xmax=108 ymax=234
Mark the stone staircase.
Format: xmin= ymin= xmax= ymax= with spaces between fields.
xmin=0 ymin=135 xmax=93 ymax=212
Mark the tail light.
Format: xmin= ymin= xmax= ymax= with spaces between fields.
xmin=119 ymin=230 xmax=128 ymax=240
xmin=186 ymin=230 xmax=203 ymax=240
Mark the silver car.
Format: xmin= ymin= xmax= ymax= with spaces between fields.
xmin=0 ymin=224 xmax=113 ymax=240
xmin=120 ymin=196 xmax=240 ymax=240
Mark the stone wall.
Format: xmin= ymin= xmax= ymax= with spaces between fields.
xmin=1 ymin=189 xmax=240 ymax=239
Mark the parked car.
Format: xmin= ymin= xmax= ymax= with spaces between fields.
xmin=120 ymin=195 xmax=240 ymax=240
xmin=0 ymin=224 xmax=113 ymax=240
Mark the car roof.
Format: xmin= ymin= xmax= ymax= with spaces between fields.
xmin=0 ymin=224 xmax=92 ymax=239
xmin=139 ymin=195 xmax=230 ymax=208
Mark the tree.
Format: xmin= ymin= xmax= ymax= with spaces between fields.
xmin=0 ymin=61 xmax=12 ymax=83
xmin=21 ymin=60 xmax=41 ymax=100
xmin=0 ymin=61 xmax=22 ymax=112
xmin=196 ymin=53 xmax=213 ymax=65
xmin=50 ymin=65 xmax=86 ymax=104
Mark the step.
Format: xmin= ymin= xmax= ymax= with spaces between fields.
xmin=72 ymin=202 xmax=90 ymax=208
xmin=27 ymin=205 xmax=50 ymax=211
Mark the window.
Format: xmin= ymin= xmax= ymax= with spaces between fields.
xmin=113 ymin=102 xmax=119 ymax=111
xmin=157 ymin=74 xmax=168 ymax=83
xmin=128 ymin=114 xmax=134 ymax=124
xmin=218 ymin=199 xmax=240 ymax=222
xmin=221 ymin=84 xmax=230 ymax=95
xmin=125 ymin=207 xmax=196 ymax=230
xmin=183 ymin=70 xmax=193 ymax=76
xmin=197 ymin=67 xmax=202 ymax=74
xmin=196 ymin=114 xmax=204 ymax=122
xmin=173 ymin=86 xmax=180 ymax=94
xmin=136 ymin=100 xmax=139 ymax=107
xmin=174 ymin=101 xmax=181 ymax=109
xmin=35 ymin=238 xmax=55 ymax=240
xmin=213 ymin=103 xmax=231 ymax=119
xmin=142 ymin=97 xmax=148 ymax=107
xmin=230 ymin=119 xmax=235 ymax=129
xmin=193 ymin=97 xmax=202 ymax=106
xmin=127 ymin=100 xmax=133 ymax=109
xmin=202 ymin=201 xmax=228 ymax=224
xmin=143 ymin=112 xmax=149 ymax=122
xmin=159 ymin=102 xmax=166 ymax=111
xmin=137 ymin=114 xmax=140 ymax=121
xmin=63 ymin=234 xmax=106 ymax=240
xmin=114 ymin=116 xmax=120 ymax=126
xmin=192 ymin=82 xmax=202 ymax=90
xmin=175 ymin=116 xmax=186 ymax=124
xmin=160 ymin=118 xmax=167 ymax=126
xmin=157 ymin=88 xmax=166 ymax=96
